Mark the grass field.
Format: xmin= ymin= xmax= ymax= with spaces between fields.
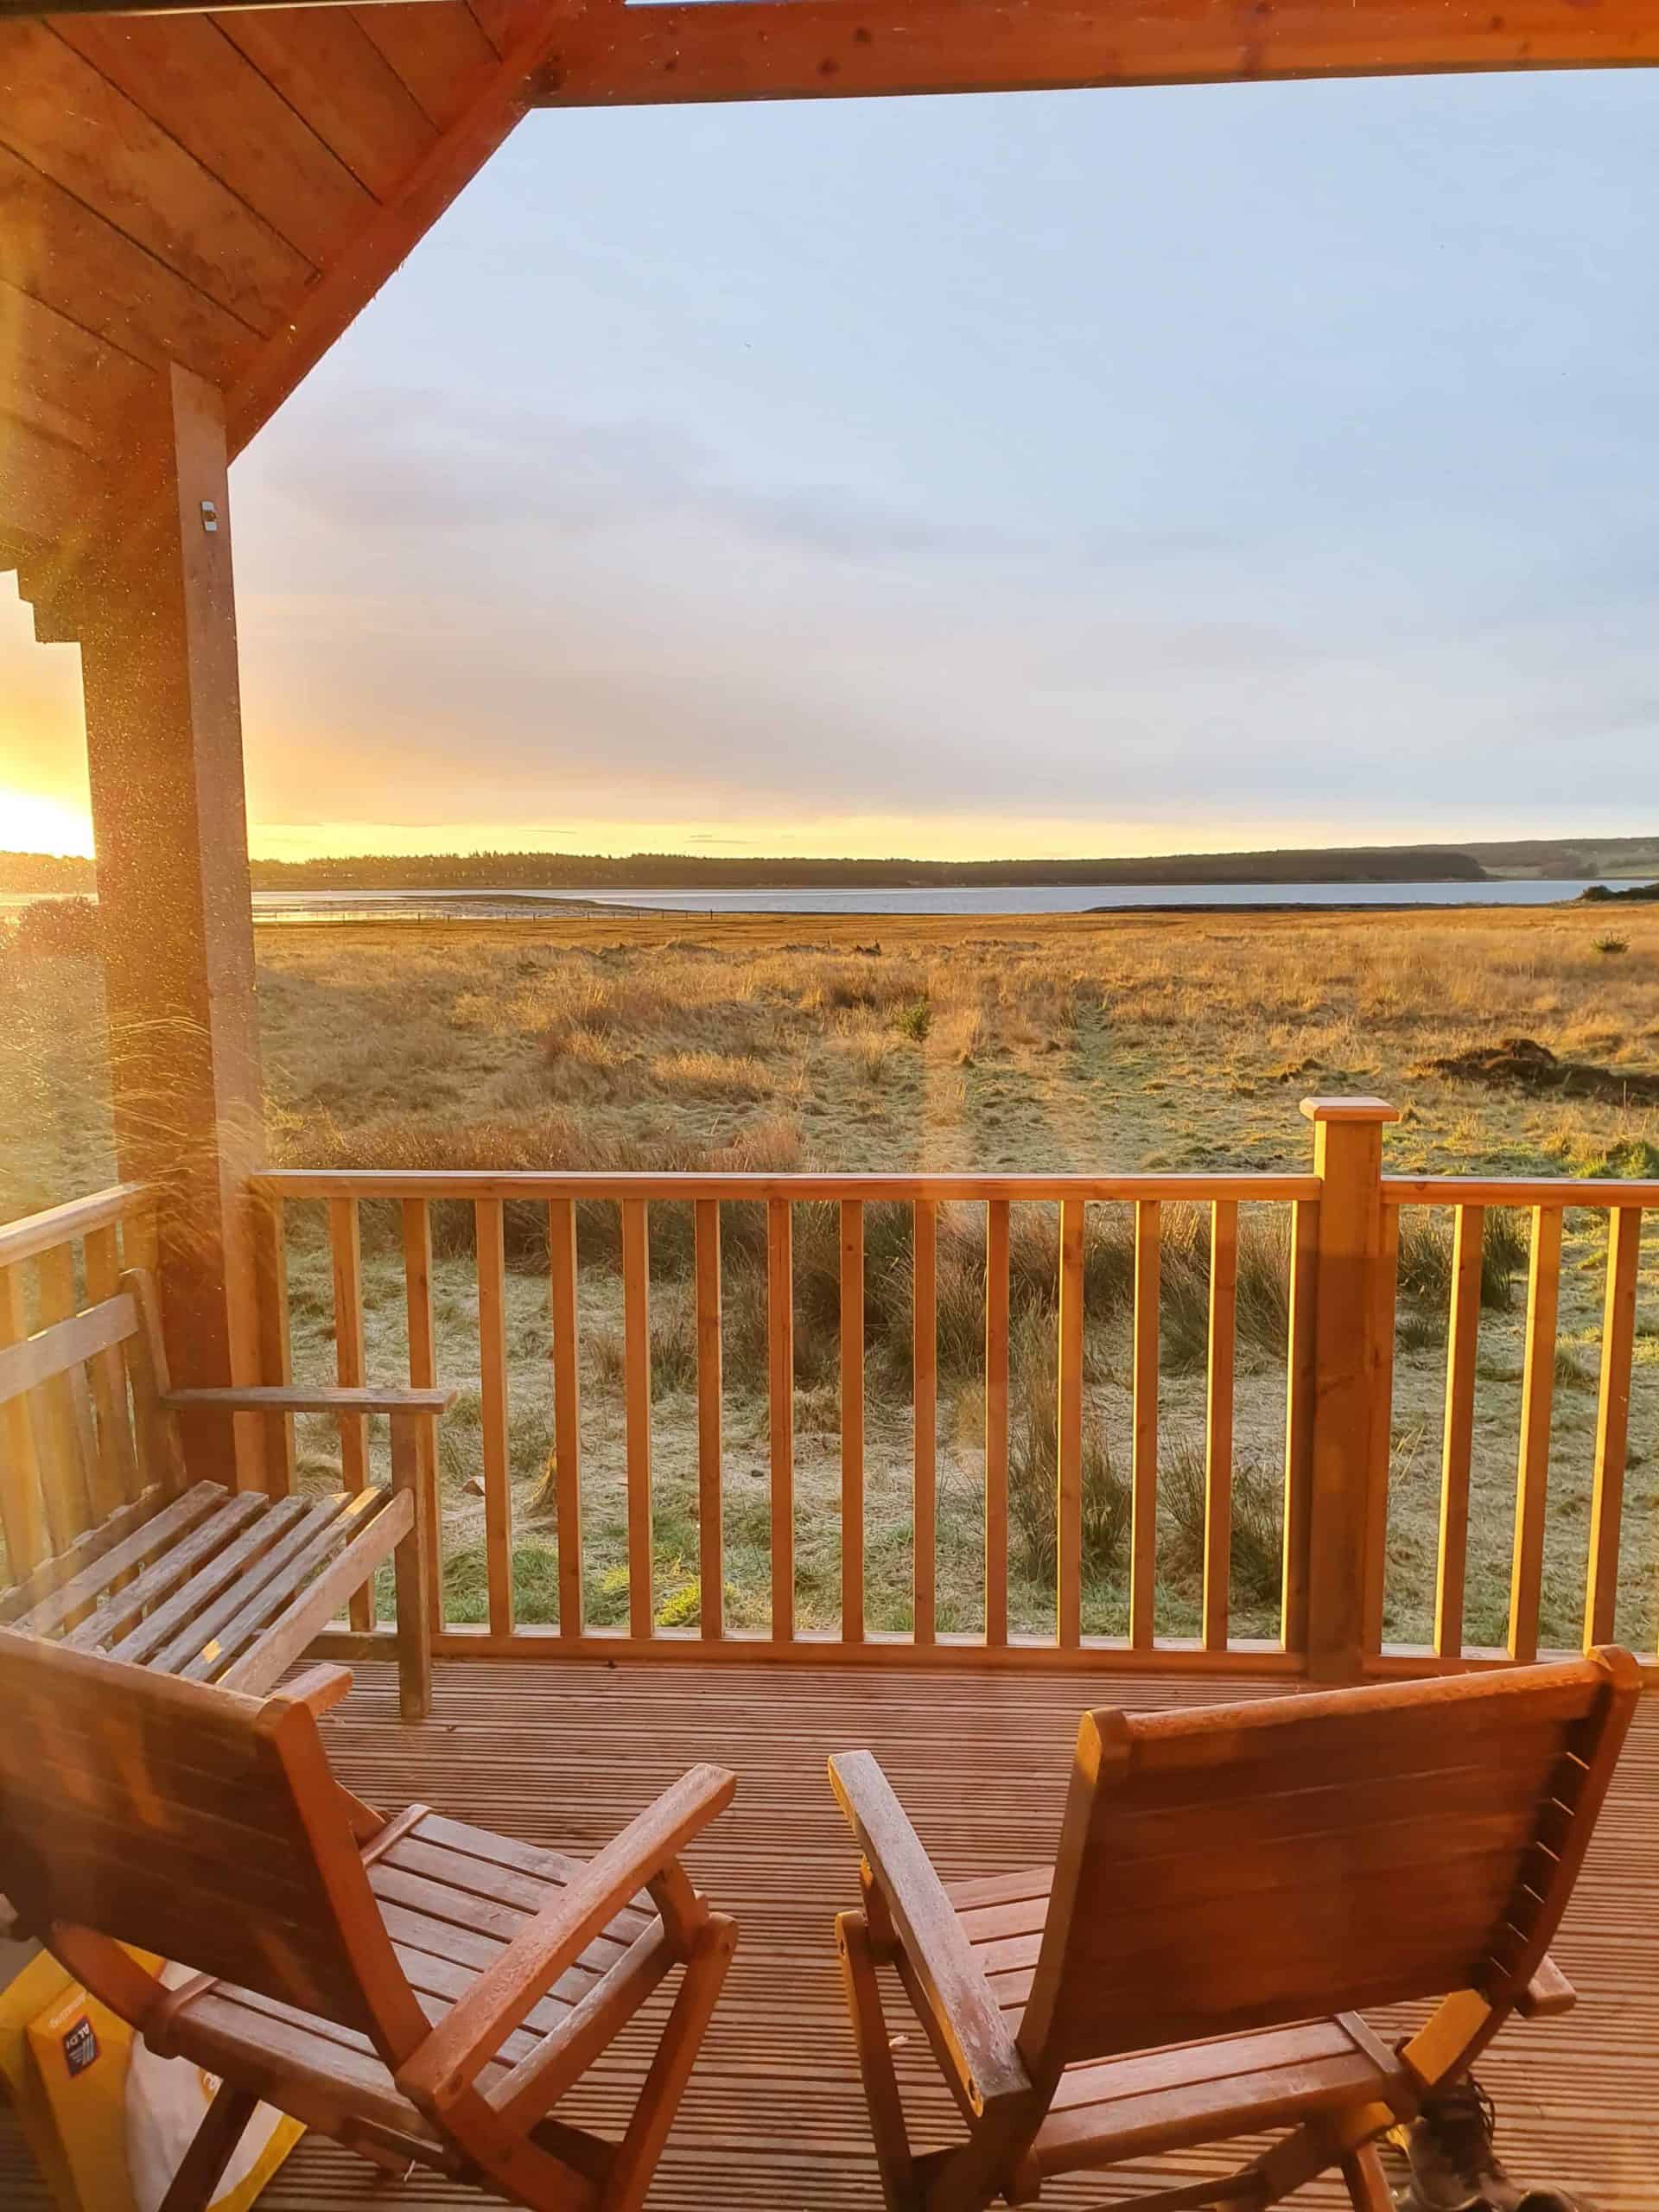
xmin=4 ymin=900 xmax=1657 ymax=1651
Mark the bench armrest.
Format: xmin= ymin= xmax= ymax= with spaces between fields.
xmin=163 ymin=1387 xmax=455 ymax=1415
xmin=270 ymin=1664 xmax=355 ymax=1719
xmin=829 ymin=1749 xmax=1030 ymax=2111
xmin=397 ymin=1763 xmax=735 ymax=2114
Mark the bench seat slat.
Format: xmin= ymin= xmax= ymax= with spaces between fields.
xmin=13 ymin=1484 xmax=228 ymax=1640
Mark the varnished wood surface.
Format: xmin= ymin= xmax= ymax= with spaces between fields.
xmin=5 ymin=1655 xmax=1649 ymax=2209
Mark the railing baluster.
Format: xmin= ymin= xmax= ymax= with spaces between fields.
xmin=1203 ymin=1199 xmax=1237 ymax=1652
xmin=1434 ymin=1204 xmax=1484 ymax=1660
xmin=548 ymin=1198 xmax=583 ymax=1639
xmin=35 ymin=1243 xmax=91 ymax=1548
xmin=83 ymin=1222 xmax=138 ymax=1516
xmin=768 ymin=1198 xmax=794 ymax=1643
xmin=0 ymin=1263 xmax=48 ymax=1575
xmin=1363 ymin=1198 xmax=1401 ymax=1656
xmin=1510 ymin=1205 xmax=1563 ymax=1665
xmin=1130 ymin=1198 xmax=1160 ymax=1651
xmin=1586 ymin=1206 xmax=1643 ymax=1648
xmin=254 ymin=1192 xmax=295 ymax=1498
xmin=327 ymin=1198 xmax=371 ymax=1629
xmin=840 ymin=1199 xmax=864 ymax=1643
xmin=913 ymin=1197 xmax=938 ymax=1645
xmin=984 ymin=1199 xmax=1010 ymax=1648
xmin=1281 ymin=1196 xmax=1319 ymax=1656
xmin=621 ymin=1198 xmax=652 ymax=1640
xmin=476 ymin=1198 xmax=514 ymax=1638
xmin=403 ymin=1198 xmax=443 ymax=1636
xmin=1057 ymin=1198 xmax=1084 ymax=1648
xmin=695 ymin=1198 xmax=723 ymax=1640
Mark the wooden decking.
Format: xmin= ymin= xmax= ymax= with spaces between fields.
xmin=3 ymin=1657 xmax=1656 ymax=2209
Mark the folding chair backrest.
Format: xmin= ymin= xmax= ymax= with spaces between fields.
xmin=1019 ymin=1655 xmax=1637 ymax=2071
xmin=0 ymin=1630 xmax=395 ymax=2037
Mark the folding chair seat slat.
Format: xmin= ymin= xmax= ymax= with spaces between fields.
xmin=370 ymin=1866 xmax=621 ymax=2008
xmin=391 ymin=1942 xmax=576 ymax=2043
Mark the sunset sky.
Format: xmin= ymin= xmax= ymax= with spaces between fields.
xmin=5 ymin=68 xmax=1659 ymax=862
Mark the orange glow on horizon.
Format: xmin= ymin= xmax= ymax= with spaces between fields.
xmin=0 ymin=791 xmax=94 ymax=859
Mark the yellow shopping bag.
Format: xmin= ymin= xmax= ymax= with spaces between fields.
xmin=3 ymin=1953 xmax=302 ymax=2212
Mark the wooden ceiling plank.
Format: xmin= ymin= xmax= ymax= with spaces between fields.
xmin=52 ymin=15 xmax=376 ymax=271
xmin=226 ymin=6 xmax=582 ymax=454
xmin=531 ymin=0 xmax=1659 ymax=106
xmin=0 ymin=143 xmax=253 ymax=382
xmin=466 ymin=0 xmax=545 ymax=62
xmin=212 ymin=9 xmax=440 ymax=202
xmin=0 ymin=279 xmax=154 ymax=448
xmin=351 ymin=1 xmax=502 ymax=130
xmin=0 ymin=24 xmax=312 ymax=330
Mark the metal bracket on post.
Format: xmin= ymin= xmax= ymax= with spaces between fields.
xmin=1301 ymin=1096 xmax=1402 ymax=1684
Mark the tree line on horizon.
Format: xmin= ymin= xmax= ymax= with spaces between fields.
xmin=0 ymin=842 xmax=1488 ymax=894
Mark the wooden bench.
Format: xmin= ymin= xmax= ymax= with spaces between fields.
xmin=0 ymin=1266 xmax=448 ymax=1718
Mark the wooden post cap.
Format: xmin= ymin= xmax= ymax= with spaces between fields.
xmin=1300 ymin=1096 xmax=1402 ymax=1124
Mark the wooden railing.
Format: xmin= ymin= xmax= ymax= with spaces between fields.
xmin=250 ymin=1166 xmax=1322 ymax=1671
xmin=0 ymin=1182 xmax=159 ymax=1581
xmin=4 ymin=1097 xmax=1653 ymax=1686
xmin=1378 ymin=1169 xmax=1659 ymax=1678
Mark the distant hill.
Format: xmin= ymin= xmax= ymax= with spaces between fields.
xmin=1462 ymin=834 xmax=1659 ymax=880
xmin=5 ymin=833 xmax=1656 ymax=896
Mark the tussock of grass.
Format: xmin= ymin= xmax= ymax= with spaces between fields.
xmin=1007 ymin=1313 xmax=1130 ymax=1582
xmin=1396 ymin=1206 xmax=1529 ymax=1314
xmin=1159 ymin=1434 xmax=1284 ymax=1610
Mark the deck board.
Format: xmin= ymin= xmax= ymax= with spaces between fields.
xmin=3 ymin=1657 xmax=1655 ymax=2208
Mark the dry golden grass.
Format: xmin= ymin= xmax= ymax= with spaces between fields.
xmin=3 ymin=900 xmax=1657 ymax=1648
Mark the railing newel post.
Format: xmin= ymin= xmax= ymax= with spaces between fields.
xmin=1300 ymin=1096 xmax=1402 ymax=1684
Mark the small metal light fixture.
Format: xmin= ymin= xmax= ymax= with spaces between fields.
xmin=200 ymin=499 xmax=219 ymax=534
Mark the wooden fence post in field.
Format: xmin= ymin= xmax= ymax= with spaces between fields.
xmin=1301 ymin=1096 xmax=1402 ymax=1683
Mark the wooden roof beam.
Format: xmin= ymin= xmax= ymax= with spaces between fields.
xmin=532 ymin=0 xmax=1659 ymax=107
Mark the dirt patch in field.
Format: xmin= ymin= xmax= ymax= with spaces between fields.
xmin=1415 ymin=1036 xmax=1659 ymax=1104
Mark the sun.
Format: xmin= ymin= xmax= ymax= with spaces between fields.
xmin=0 ymin=791 xmax=94 ymax=857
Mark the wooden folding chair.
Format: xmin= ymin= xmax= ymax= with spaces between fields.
xmin=0 ymin=1630 xmax=738 ymax=2212
xmin=830 ymin=1653 xmax=1638 ymax=2212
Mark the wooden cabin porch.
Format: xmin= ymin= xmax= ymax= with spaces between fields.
xmin=3 ymin=1650 xmax=1653 ymax=2212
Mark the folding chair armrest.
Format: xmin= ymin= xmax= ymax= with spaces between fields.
xmin=162 ymin=1387 xmax=455 ymax=1415
xmin=828 ymin=1749 xmax=1031 ymax=2111
xmin=1517 ymin=1955 xmax=1576 ymax=2018
xmin=397 ymin=1763 xmax=736 ymax=2114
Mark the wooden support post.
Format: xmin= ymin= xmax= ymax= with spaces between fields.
xmin=1301 ymin=1097 xmax=1401 ymax=1683
xmin=73 ymin=364 xmax=265 ymax=1490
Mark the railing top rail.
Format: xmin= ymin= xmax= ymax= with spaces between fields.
xmin=251 ymin=1169 xmax=1323 ymax=1204
xmin=1384 ymin=1175 xmax=1659 ymax=1209
xmin=0 ymin=1182 xmax=152 ymax=1269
